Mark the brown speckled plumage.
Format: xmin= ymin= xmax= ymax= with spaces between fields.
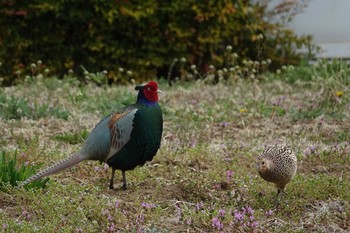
xmin=256 ymin=145 xmax=297 ymax=195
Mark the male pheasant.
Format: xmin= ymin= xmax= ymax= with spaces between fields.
xmin=256 ymin=145 xmax=297 ymax=196
xmin=21 ymin=81 xmax=163 ymax=190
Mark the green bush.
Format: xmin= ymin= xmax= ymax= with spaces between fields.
xmin=0 ymin=0 xmax=313 ymax=85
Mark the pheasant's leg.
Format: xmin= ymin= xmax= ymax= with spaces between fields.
xmin=277 ymin=189 xmax=281 ymax=196
xmin=274 ymin=188 xmax=287 ymax=208
xmin=273 ymin=189 xmax=282 ymax=208
xmin=122 ymin=170 xmax=127 ymax=190
xmin=109 ymin=168 xmax=116 ymax=189
xmin=277 ymin=188 xmax=288 ymax=197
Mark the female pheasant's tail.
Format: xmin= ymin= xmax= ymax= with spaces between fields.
xmin=20 ymin=153 xmax=86 ymax=187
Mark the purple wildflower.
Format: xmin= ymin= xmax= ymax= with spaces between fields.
xmin=2 ymin=224 xmax=8 ymax=231
xmin=136 ymin=213 xmax=145 ymax=224
xmin=221 ymin=122 xmax=229 ymax=128
xmin=250 ymin=221 xmax=259 ymax=228
xmin=245 ymin=206 xmax=254 ymax=215
xmin=141 ymin=202 xmax=156 ymax=209
xmin=175 ymin=203 xmax=182 ymax=216
xmin=115 ymin=201 xmax=120 ymax=209
xmin=304 ymin=145 xmax=316 ymax=156
xmin=310 ymin=145 xmax=316 ymax=152
xmin=214 ymin=183 xmax=221 ymax=190
xmin=108 ymin=223 xmax=115 ymax=232
xmin=265 ymin=209 xmax=273 ymax=217
xmin=196 ymin=201 xmax=204 ymax=210
xmin=212 ymin=217 xmax=223 ymax=230
xmin=22 ymin=209 xmax=31 ymax=220
xmin=233 ymin=210 xmax=244 ymax=222
xmin=190 ymin=139 xmax=197 ymax=148
xmin=218 ymin=209 xmax=226 ymax=217
xmin=272 ymin=96 xmax=286 ymax=106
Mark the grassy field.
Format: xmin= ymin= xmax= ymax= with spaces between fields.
xmin=0 ymin=61 xmax=350 ymax=232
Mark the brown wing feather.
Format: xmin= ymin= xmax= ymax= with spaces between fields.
xmin=106 ymin=108 xmax=138 ymax=161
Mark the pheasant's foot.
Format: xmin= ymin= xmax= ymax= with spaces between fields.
xmin=272 ymin=199 xmax=281 ymax=210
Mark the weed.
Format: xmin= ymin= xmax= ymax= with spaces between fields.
xmin=255 ymin=101 xmax=287 ymax=117
xmin=0 ymin=151 xmax=49 ymax=190
xmin=276 ymin=64 xmax=314 ymax=84
xmin=81 ymin=66 xmax=109 ymax=86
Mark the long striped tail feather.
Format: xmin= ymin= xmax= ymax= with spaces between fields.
xmin=20 ymin=153 xmax=85 ymax=187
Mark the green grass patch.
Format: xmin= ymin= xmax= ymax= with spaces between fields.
xmin=0 ymin=151 xmax=49 ymax=190
xmin=52 ymin=129 xmax=89 ymax=144
xmin=0 ymin=93 xmax=70 ymax=120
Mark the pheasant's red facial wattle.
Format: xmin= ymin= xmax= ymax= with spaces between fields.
xmin=143 ymin=81 xmax=159 ymax=102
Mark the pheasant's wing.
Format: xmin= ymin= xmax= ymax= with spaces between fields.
xmin=81 ymin=107 xmax=138 ymax=162
xmin=106 ymin=108 xmax=138 ymax=161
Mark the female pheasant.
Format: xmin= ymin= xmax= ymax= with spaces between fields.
xmin=21 ymin=81 xmax=163 ymax=190
xmin=256 ymin=145 xmax=297 ymax=196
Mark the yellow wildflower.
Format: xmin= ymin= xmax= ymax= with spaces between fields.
xmin=336 ymin=91 xmax=343 ymax=98
xmin=239 ymin=108 xmax=248 ymax=113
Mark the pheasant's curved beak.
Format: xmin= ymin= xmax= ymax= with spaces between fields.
xmin=156 ymin=89 xmax=162 ymax=94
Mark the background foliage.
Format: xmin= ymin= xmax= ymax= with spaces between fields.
xmin=0 ymin=0 xmax=313 ymax=85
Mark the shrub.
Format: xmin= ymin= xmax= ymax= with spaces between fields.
xmin=0 ymin=0 xmax=313 ymax=85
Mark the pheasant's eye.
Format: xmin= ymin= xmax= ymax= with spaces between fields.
xmin=147 ymin=87 xmax=151 ymax=91
xmin=262 ymin=161 xmax=265 ymax=165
